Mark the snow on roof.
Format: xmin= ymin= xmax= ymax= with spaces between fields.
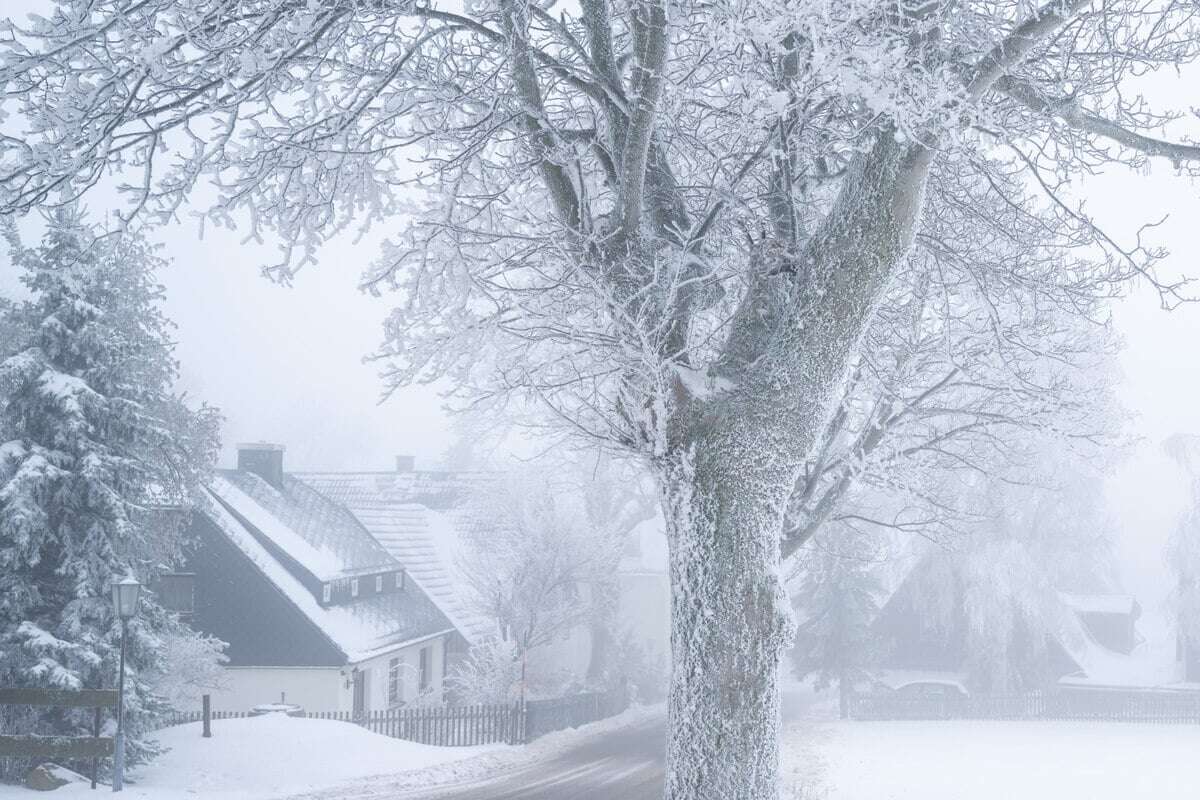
xmin=1061 ymin=593 xmax=1141 ymax=617
xmin=333 ymin=501 xmax=495 ymax=646
xmin=1054 ymin=603 xmax=1180 ymax=689
xmin=295 ymin=470 xmax=495 ymax=511
xmin=210 ymin=471 xmax=394 ymax=582
xmin=200 ymin=490 xmax=454 ymax=663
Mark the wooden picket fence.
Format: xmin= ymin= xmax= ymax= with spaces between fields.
xmin=359 ymin=703 xmax=525 ymax=746
xmin=157 ymin=686 xmax=628 ymax=746
xmin=851 ymin=687 xmax=1200 ymax=724
xmin=155 ymin=709 xmax=250 ymax=728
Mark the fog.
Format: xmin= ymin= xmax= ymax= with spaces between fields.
xmin=5 ymin=2 xmax=1200 ymax=798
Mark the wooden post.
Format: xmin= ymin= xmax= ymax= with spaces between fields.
xmin=92 ymin=705 xmax=102 ymax=789
xmin=202 ymin=695 xmax=211 ymax=738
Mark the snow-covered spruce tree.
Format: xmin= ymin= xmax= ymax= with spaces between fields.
xmin=788 ymin=527 xmax=884 ymax=719
xmin=0 ymin=211 xmax=220 ymax=774
xmin=4 ymin=3 xmax=1200 ymax=796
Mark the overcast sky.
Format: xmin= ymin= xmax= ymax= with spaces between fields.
xmin=1 ymin=4 xmax=1199 ymax=615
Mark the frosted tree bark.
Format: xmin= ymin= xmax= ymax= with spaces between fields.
xmin=660 ymin=135 xmax=932 ymax=799
xmin=661 ymin=445 xmax=795 ymax=799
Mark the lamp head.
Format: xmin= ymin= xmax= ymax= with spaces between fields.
xmin=111 ymin=576 xmax=142 ymax=620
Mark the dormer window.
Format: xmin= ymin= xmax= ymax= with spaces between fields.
xmin=395 ymin=571 xmax=405 ymax=590
xmin=351 ymin=578 xmax=360 ymax=598
xmin=159 ymin=573 xmax=196 ymax=617
xmin=375 ymin=575 xmax=383 ymax=593
xmin=322 ymin=583 xmax=331 ymax=603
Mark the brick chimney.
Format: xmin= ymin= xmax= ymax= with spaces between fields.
xmin=237 ymin=443 xmax=286 ymax=489
xmin=395 ymin=454 xmax=415 ymax=472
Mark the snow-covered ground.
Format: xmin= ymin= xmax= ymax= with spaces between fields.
xmin=787 ymin=720 xmax=1200 ymax=800
xmin=0 ymin=704 xmax=663 ymax=799
xmin=0 ymin=714 xmax=497 ymax=799
xmin=286 ymin=702 xmax=665 ymax=799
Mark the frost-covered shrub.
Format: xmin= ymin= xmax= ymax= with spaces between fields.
xmin=149 ymin=631 xmax=229 ymax=712
xmin=445 ymin=637 xmax=523 ymax=705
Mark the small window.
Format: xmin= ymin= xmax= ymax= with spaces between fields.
xmin=388 ymin=657 xmax=402 ymax=705
xmin=350 ymin=578 xmax=360 ymax=598
xmin=395 ymin=571 xmax=405 ymax=589
xmin=322 ymin=583 xmax=331 ymax=603
xmin=419 ymin=646 xmax=431 ymax=691
xmin=375 ymin=575 xmax=383 ymax=593
xmin=158 ymin=573 xmax=195 ymax=616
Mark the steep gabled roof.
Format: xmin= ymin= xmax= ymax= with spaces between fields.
xmin=337 ymin=502 xmax=495 ymax=645
xmin=295 ymin=471 xmax=493 ymax=646
xmin=198 ymin=480 xmax=454 ymax=663
xmin=211 ymin=470 xmax=394 ymax=582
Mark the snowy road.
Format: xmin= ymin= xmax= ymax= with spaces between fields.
xmin=391 ymin=715 xmax=666 ymax=800
xmin=291 ymin=688 xmax=827 ymax=800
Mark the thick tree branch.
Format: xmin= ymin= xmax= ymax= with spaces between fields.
xmin=965 ymin=0 xmax=1094 ymax=102
xmin=618 ymin=0 xmax=670 ymax=239
xmin=996 ymin=76 xmax=1200 ymax=165
xmin=497 ymin=0 xmax=582 ymax=230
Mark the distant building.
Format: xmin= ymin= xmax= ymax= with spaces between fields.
xmin=869 ymin=561 xmax=1174 ymax=695
xmin=171 ymin=444 xmax=456 ymax=714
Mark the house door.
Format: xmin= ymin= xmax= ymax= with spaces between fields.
xmin=352 ymin=669 xmax=367 ymax=721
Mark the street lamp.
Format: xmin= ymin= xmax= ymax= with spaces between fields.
xmin=111 ymin=576 xmax=141 ymax=793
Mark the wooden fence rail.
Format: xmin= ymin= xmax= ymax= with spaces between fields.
xmin=156 ymin=686 xmax=628 ymax=747
xmin=851 ymin=688 xmax=1200 ymax=723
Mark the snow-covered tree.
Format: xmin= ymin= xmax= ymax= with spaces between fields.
xmin=0 ymin=297 xmax=22 ymax=359
xmin=788 ymin=526 xmax=885 ymax=719
xmin=4 ymin=2 xmax=1200 ymax=794
xmin=0 ymin=211 xmax=220 ymax=771
xmin=784 ymin=252 xmax=1121 ymax=560
xmin=148 ymin=631 xmax=229 ymax=712
xmin=458 ymin=469 xmax=603 ymax=697
xmin=573 ymin=454 xmax=658 ymax=685
xmin=445 ymin=635 xmax=524 ymax=706
xmin=883 ymin=452 xmax=1117 ymax=692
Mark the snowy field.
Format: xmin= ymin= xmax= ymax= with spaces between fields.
xmin=788 ymin=720 xmax=1200 ymax=800
xmin=0 ymin=714 xmax=497 ymax=799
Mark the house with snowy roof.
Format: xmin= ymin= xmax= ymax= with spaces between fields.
xmin=296 ymin=462 xmax=497 ymax=659
xmin=297 ymin=457 xmax=672 ymax=684
xmin=867 ymin=564 xmax=1181 ymax=696
xmin=296 ymin=462 xmax=599 ymax=681
xmin=166 ymin=444 xmax=457 ymax=715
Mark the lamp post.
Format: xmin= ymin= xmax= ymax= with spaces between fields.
xmin=111 ymin=576 xmax=141 ymax=793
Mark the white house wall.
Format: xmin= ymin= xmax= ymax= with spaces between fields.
xmin=207 ymin=666 xmax=348 ymax=713
xmin=204 ymin=635 xmax=450 ymax=715
xmin=353 ymin=635 xmax=448 ymax=711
